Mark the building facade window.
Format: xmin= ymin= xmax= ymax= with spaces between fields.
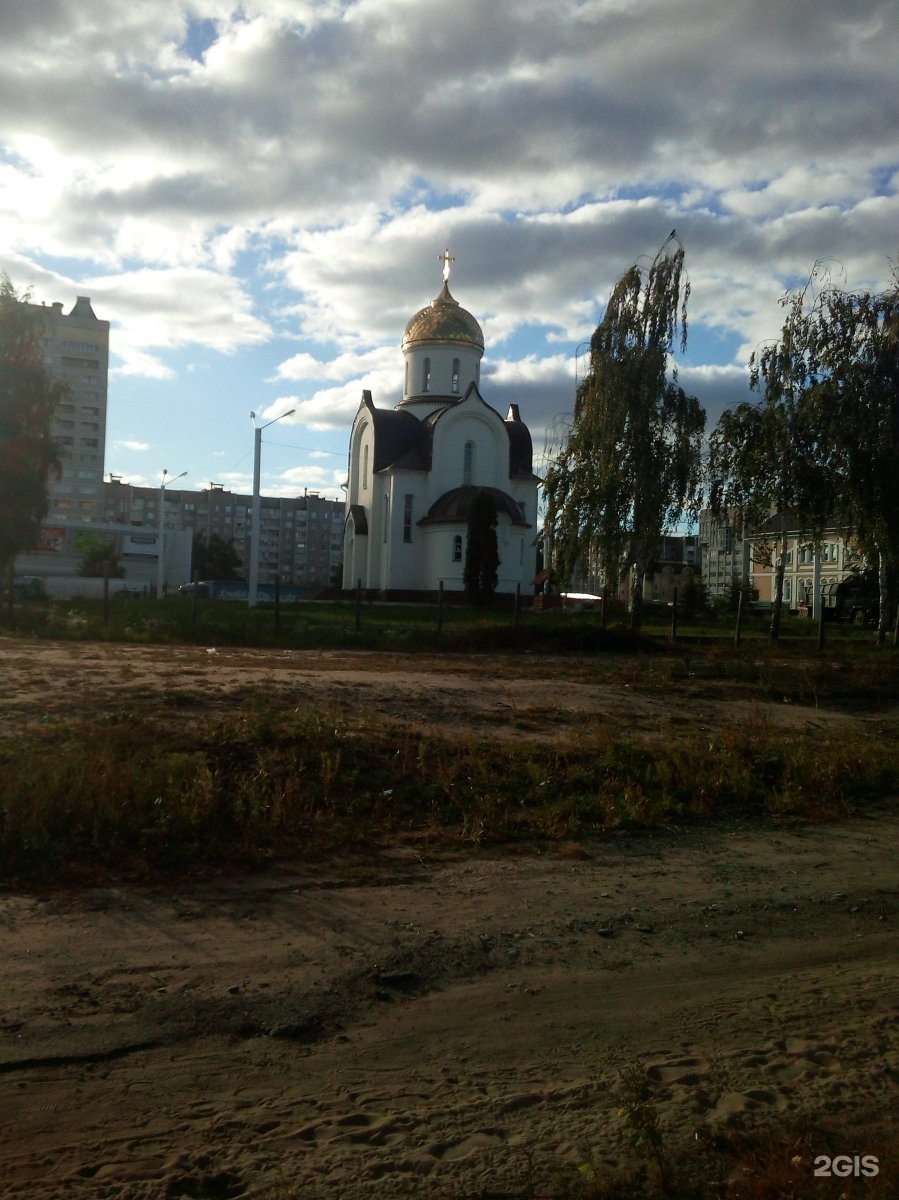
xmin=362 ymin=444 xmax=369 ymax=490
xmin=403 ymin=494 xmax=413 ymax=543
xmin=383 ymin=494 xmax=389 ymax=542
xmin=423 ymin=357 xmax=431 ymax=392
xmin=452 ymin=358 xmax=460 ymax=393
xmin=463 ymin=440 xmax=474 ymax=486
xmin=452 ymin=534 xmax=463 ymax=562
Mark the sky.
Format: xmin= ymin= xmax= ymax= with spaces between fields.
xmin=2 ymin=0 xmax=897 ymax=505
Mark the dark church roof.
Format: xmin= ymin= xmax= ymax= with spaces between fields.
xmin=504 ymin=403 xmax=534 ymax=479
xmin=370 ymin=405 xmax=428 ymax=471
xmin=346 ymin=504 xmax=368 ymax=535
xmin=419 ymin=485 xmax=529 ymax=527
xmin=359 ymin=385 xmax=535 ymax=480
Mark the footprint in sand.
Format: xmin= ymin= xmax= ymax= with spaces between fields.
xmin=427 ymin=1129 xmax=506 ymax=1162
xmin=708 ymin=1087 xmax=787 ymax=1124
xmin=645 ymin=1055 xmax=710 ymax=1086
xmin=291 ymin=1111 xmax=408 ymax=1150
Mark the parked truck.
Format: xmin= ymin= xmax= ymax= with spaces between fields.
xmin=833 ymin=570 xmax=879 ymax=625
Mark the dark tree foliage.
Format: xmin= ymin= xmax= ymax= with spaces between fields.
xmin=711 ymin=259 xmax=899 ymax=640
xmin=192 ymin=531 xmax=245 ymax=581
xmin=464 ymin=489 xmax=499 ymax=606
xmin=709 ymin=285 xmax=832 ymax=641
xmin=77 ymin=534 xmax=125 ymax=578
xmin=545 ymin=235 xmax=705 ymax=630
xmin=802 ymin=276 xmax=899 ymax=640
xmin=0 ymin=274 xmax=65 ymax=577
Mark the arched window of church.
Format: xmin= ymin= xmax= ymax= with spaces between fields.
xmin=452 ymin=534 xmax=462 ymax=562
xmin=463 ymin=440 xmax=474 ymax=486
xmin=383 ymin=494 xmax=389 ymax=542
xmin=452 ymin=358 xmax=460 ymax=393
xmin=362 ymin=444 xmax=369 ymax=491
xmin=405 ymin=361 xmax=410 ymax=394
xmin=403 ymin=494 xmax=413 ymax=543
xmin=423 ymin=357 xmax=431 ymax=392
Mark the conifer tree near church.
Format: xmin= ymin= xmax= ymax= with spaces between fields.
xmin=464 ymin=489 xmax=500 ymax=606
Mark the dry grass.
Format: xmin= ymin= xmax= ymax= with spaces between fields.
xmin=1 ymin=692 xmax=896 ymax=884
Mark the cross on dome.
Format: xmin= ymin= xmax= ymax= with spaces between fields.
xmin=438 ymin=248 xmax=455 ymax=282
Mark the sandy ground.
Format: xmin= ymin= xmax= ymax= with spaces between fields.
xmin=0 ymin=639 xmax=897 ymax=1198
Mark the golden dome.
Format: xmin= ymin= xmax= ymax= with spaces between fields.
xmin=402 ymin=281 xmax=484 ymax=352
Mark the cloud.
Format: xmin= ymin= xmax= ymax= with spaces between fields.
xmin=2 ymin=0 xmax=897 ymax=497
xmin=113 ymin=439 xmax=152 ymax=452
xmin=278 ymin=465 xmax=341 ymax=488
xmin=4 ymin=1 xmax=894 ymax=258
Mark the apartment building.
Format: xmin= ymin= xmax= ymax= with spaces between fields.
xmin=101 ymin=481 xmax=344 ymax=589
xmin=30 ymin=296 xmax=110 ymax=527
xmin=616 ymin=534 xmax=702 ymax=605
xmin=698 ymin=509 xmax=746 ymax=600
xmin=14 ymin=292 xmax=343 ymax=593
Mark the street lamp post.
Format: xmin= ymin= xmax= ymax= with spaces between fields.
xmin=248 ymin=409 xmax=295 ymax=608
xmin=157 ymin=468 xmax=187 ymax=599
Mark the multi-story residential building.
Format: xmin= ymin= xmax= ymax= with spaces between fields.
xmin=698 ymin=508 xmax=746 ymax=600
xmin=13 ymin=292 xmax=344 ymax=594
xmin=615 ymin=534 xmax=702 ymax=605
xmin=545 ymin=532 xmax=702 ymax=605
xmin=101 ymin=481 xmax=344 ymax=590
xmin=30 ymin=296 xmax=110 ymax=528
xmin=18 ymin=479 xmax=344 ymax=596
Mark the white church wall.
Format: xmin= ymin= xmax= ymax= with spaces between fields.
xmin=420 ymin=526 xmax=466 ymax=593
xmin=342 ymin=520 xmax=369 ymax=590
xmin=428 ymin=403 xmax=505 ymax=498
xmin=347 ymin=417 xmax=373 ymax=507
xmin=496 ymin=526 xmax=534 ymax=595
xmin=380 ymin=473 xmax=429 ymax=591
xmin=402 ymin=342 xmax=480 ymax=402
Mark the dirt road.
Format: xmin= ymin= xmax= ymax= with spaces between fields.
xmin=0 ymin=640 xmax=897 ymax=1197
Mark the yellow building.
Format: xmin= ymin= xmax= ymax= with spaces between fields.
xmin=746 ymin=514 xmax=864 ymax=613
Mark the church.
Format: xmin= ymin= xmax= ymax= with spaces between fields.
xmin=343 ymin=253 xmax=539 ymax=599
